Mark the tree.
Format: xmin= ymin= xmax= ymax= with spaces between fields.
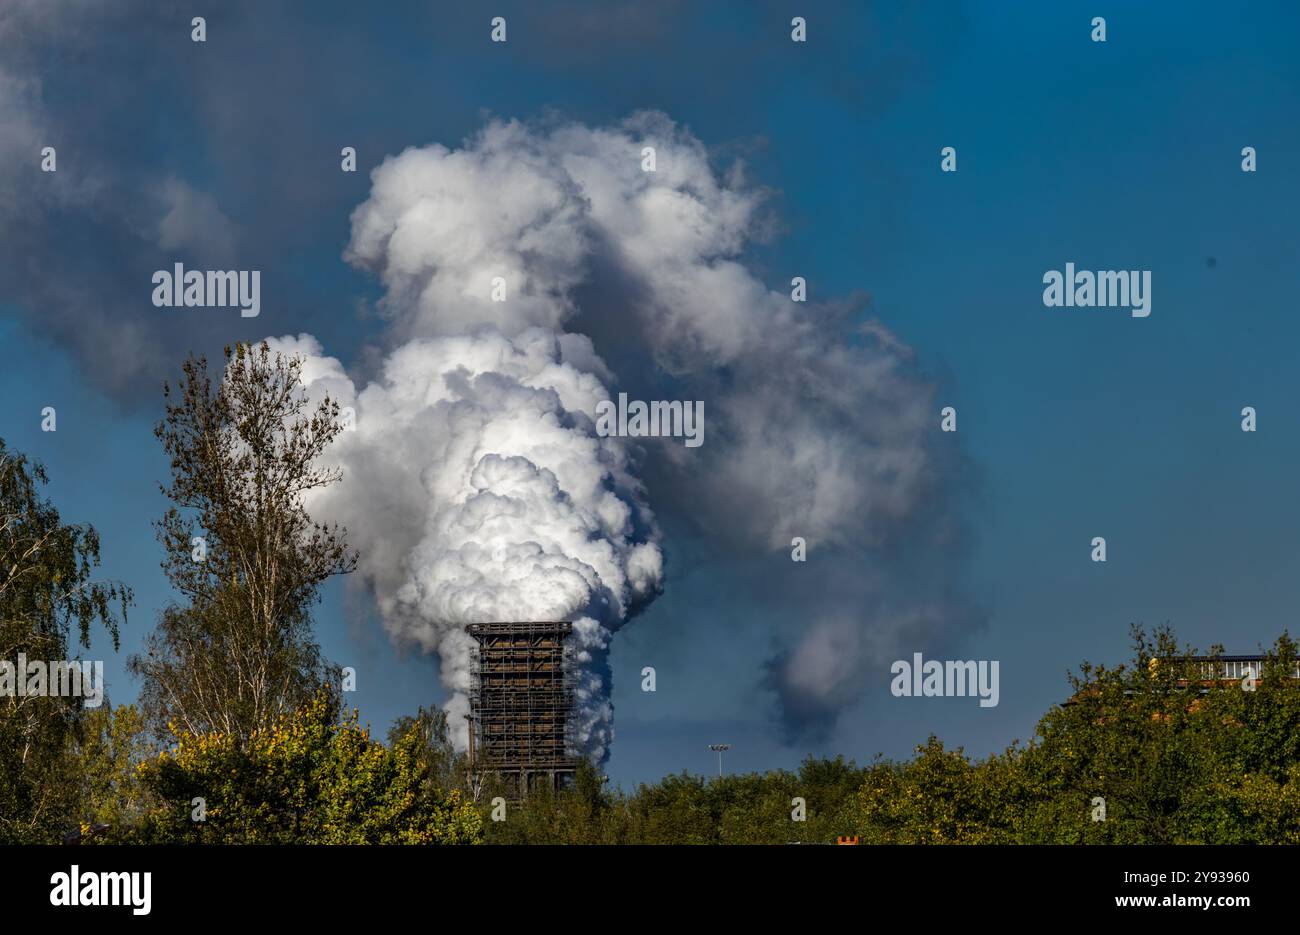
xmin=386 ymin=705 xmax=471 ymax=798
xmin=483 ymin=755 xmax=872 ymax=845
xmin=1015 ymin=624 xmax=1211 ymax=843
xmin=0 ymin=439 xmax=132 ymax=842
xmin=1014 ymin=625 xmax=1300 ymax=843
xmin=67 ymin=703 xmax=156 ymax=836
xmin=130 ymin=342 xmax=357 ymax=742
xmin=482 ymin=625 xmax=1300 ymax=846
xmin=858 ymin=738 xmax=999 ymax=843
xmin=127 ymin=691 xmax=482 ymax=844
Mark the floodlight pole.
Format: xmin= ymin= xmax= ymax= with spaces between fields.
xmin=707 ymin=743 xmax=732 ymax=777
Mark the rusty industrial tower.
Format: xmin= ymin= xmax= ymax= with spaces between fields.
xmin=466 ymin=622 xmax=578 ymax=795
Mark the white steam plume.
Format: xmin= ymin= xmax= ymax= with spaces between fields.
xmin=270 ymin=328 xmax=662 ymax=761
xmin=274 ymin=111 xmax=961 ymax=749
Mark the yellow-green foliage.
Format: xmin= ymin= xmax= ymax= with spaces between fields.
xmin=126 ymin=692 xmax=481 ymax=844
xmin=72 ymin=704 xmax=155 ymax=832
xmin=488 ymin=628 xmax=1300 ymax=844
xmin=53 ymin=627 xmax=1300 ymax=845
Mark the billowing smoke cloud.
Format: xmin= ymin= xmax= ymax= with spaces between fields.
xmin=275 ymin=110 xmax=975 ymax=750
xmin=0 ymin=3 xmax=975 ymax=745
xmin=273 ymin=328 xmax=662 ymax=760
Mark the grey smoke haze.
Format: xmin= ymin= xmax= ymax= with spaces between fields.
xmin=277 ymin=112 xmax=979 ymax=746
xmin=0 ymin=0 xmax=379 ymax=400
xmin=0 ymin=0 xmax=978 ymax=742
xmin=0 ymin=0 xmax=964 ymax=406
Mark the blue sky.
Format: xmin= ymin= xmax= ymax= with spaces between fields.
xmin=2 ymin=0 xmax=1299 ymax=788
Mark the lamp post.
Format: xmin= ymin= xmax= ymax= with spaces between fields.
xmin=707 ymin=743 xmax=732 ymax=777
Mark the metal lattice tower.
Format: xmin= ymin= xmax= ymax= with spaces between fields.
xmin=466 ymin=622 xmax=578 ymax=797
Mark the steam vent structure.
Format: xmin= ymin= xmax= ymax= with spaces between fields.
xmin=466 ymin=622 xmax=579 ymax=795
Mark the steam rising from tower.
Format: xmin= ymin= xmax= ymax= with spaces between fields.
xmin=273 ymin=111 xmax=965 ymax=753
xmin=270 ymin=325 xmax=662 ymax=761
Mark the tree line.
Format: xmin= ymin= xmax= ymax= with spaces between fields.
xmin=482 ymin=628 xmax=1300 ymax=844
xmin=2 ymin=343 xmax=1298 ymax=844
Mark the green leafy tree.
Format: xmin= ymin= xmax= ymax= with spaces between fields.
xmin=0 ymin=439 xmax=131 ymax=842
xmin=386 ymin=705 xmax=470 ymax=797
xmin=129 ymin=342 xmax=357 ymax=742
xmin=127 ymin=691 xmax=481 ymax=844
xmin=858 ymin=737 xmax=999 ymax=843
xmin=67 ymin=703 xmax=157 ymax=835
xmin=1015 ymin=626 xmax=1300 ymax=843
xmin=484 ymin=627 xmax=1300 ymax=845
xmin=486 ymin=755 xmax=870 ymax=845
